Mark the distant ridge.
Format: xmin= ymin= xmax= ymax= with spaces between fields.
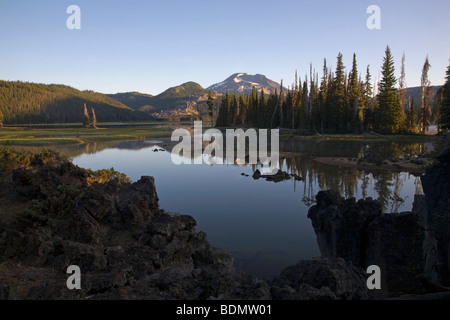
xmin=106 ymin=92 xmax=154 ymax=112
xmin=107 ymin=82 xmax=207 ymax=113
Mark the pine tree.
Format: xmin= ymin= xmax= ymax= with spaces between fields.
xmin=246 ymin=85 xmax=258 ymax=125
xmin=83 ymin=103 xmax=90 ymax=128
xmin=256 ymin=89 xmax=266 ymax=128
xmin=326 ymin=52 xmax=346 ymax=133
xmin=285 ymin=89 xmax=294 ymax=129
xmin=290 ymin=71 xmax=300 ymax=129
xmin=406 ymin=98 xmax=418 ymax=133
xmin=398 ymin=53 xmax=407 ymax=111
xmin=229 ymin=93 xmax=238 ymax=126
xmin=294 ymin=75 xmax=302 ymax=129
xmin=433 ymin=86 xmax=443 ymax=130
xmin=361 ymin=65 xmax=374 ymax=130
xmin=308 ymin=64 xmax=314 ymax=119
xmin=419 ymin=56 xmax=433 ymax=134
xmin=237 ymin=95 xmax=247 ymax=126
xmin=318 ymin=59 xmax=329 ymax=133
xmin=308 ymin=65 xmax=317 ymax=131
xmin=266 ymin=90 xmax=278 ymax=128
xmin=376 ymin=46 xmax=404 ymax=134
xmin=217 ymin=91 xmax=229 ymax=127
xmin=297 ymin=78 xmax=309 ymax=132
xmin=91 ymin=108 xmax=97 ymax=129
xmin=279 ymin=80 xmax=284 ymax=128
xmin=206 ymin=90 xmax=214 ymax=127
xmin=348 ymin=53 xmax=360 ymax=132
xmin=440 ymin=61 xmax=450 ymax=131
xmin=311 ymin=71 xmax=321 ymax=132
xmin=0 ymin=110 xmax=3 ymax=129
xmin=398 ymin=52 xmax=407 ymax=131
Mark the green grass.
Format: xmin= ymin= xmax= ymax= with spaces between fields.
xmin=0 ymin=126 xmax=174 ymax=146
xmin=1 ymin=124 xmax=439 ymax=147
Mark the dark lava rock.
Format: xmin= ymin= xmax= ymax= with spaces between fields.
xmin=252 ymin=169 xmax=261 ymax=179
xmin=357 ymin=150 xmax=384 ymax=166
xmin=308 ymin=191 xmax=381 ymax=266
xmin=307 ymin=149 xmax=450 ymax=297
xmin=0 ymin=285 xmax=15 ymax=300
xmin=253 ymin=169 xmax=291 ymax=183
xmin=271 ymin=257 xmax=368 ymax=300
xmin=116 ymin=176 xmax=159 ymax=228
xmin=421 ymin=148 xmax=450 ymax=287
xmin=265 ymin=170 xmax=291 ymax=182
xmin=437 ymin=148 xmax=450 ymax=163
xmin=410 ymin=158 xmax=424 ymax=165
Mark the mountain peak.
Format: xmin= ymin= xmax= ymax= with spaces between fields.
xmin=207 ymin=73 xmax=284 ymax=94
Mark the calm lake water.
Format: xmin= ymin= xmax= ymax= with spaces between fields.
xmin=64 ymin=137 xmax=433 ymax=279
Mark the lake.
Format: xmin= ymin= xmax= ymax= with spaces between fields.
xmin=62 ymin=136 xmax=434 ymax=279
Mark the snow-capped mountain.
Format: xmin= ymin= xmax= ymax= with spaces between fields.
xmin=207 ymin=73 xmax=284 ymax=95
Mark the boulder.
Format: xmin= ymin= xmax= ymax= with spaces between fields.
xmin=252 ymin=169 xmax=261 ymax=179
xmin=357 ymin=150 xmax=384 ymax=166
xmin=116 ymin=176 xmax=159 ymax=228
xmin=307 ymin=191 xmax=381 ymax=266
xmin=420 ymin=148 xmax=450 ymax=287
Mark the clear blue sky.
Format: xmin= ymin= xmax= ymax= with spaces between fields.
xmin=1 ymin=0 xmax=449 ymax=95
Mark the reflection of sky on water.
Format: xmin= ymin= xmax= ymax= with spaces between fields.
xmin=72 ymin=143 xmax=423 ymax=279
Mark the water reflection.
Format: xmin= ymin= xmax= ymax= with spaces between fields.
xmin=12 ymin=136 xmax=435 ymax=278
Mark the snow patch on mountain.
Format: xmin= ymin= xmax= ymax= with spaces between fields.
xmin=207 ymin=73 xmax=285 ymax=95
xmin=233 ymin=73 xmax=245 ymax=83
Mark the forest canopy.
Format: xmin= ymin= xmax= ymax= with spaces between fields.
xmin=0 ymin=81 xmax=154 ymax=124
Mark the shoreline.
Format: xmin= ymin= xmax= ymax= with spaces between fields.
xmin=312 ymin=156 xmax=432 ymax=175
xmin=1 ymin=147 xmax=449 ymax=300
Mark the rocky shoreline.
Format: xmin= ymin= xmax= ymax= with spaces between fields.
xmin=0 ymin=148 xmax=449 ymax=300
xmin=313 ymin=155 xmax=432 ymax=176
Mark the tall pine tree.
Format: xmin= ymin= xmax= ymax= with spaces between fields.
xmin=326 ymin=52 xmax=346 ymax=133
xmin=440 ymin=61 xmax=450 ymax=131
xmin=419 ymin=56 xmax=433 ymax=134
xmin=297 ymin=78 xmax=309 ymax=133
xmin=361 ymin=65 xmax=373 ymax=131
xmin=348 ymin=53 xmax=360 ymax=132
xmin=318 ymin=59 xmax=329 ymax=133
xmin=376 ymin=46 xmax=404 ymax=134
xmin=398 ymin=53 xmax=407 ymax=112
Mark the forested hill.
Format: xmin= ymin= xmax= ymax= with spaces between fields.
xmin=0 ymin=81 xmax=154 ymax=124
xmin=107 ymin=82 xmax=208 ymax=114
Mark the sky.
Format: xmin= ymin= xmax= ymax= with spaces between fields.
xmin=0 ymin=0 xmax=449 ymax=95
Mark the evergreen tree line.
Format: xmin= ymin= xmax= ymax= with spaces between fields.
xmin=0 ymin=81 xmax=153 ymax=124
xmin=216 ymin=46 xmax=450 ymax=134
